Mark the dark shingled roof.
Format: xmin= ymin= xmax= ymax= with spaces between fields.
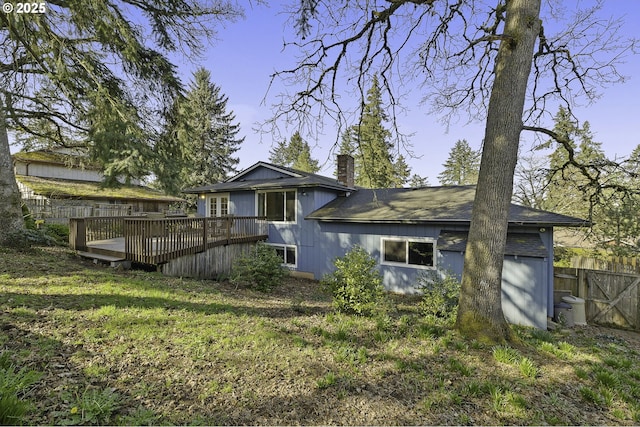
xmin=306 ymin=186 xmax=588 ymax=227
xmin=438 ymin=231 xmax=549 ymax=257
xmin=183 ymin=162 xmax=353 ymax=193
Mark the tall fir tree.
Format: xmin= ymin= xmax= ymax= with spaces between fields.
xmin=0 ymin=1 xmax=241 ymax=246
xmin=589 ymin=143 xmax=640 ymax=255
xmin=292 ymin=142 xmax=321 ymax=173
xmin=437 ymin=139 xmax=481 ymax=186
xmin=269 ymin=131 xmax=320 ymax=173
xmin=393 ymin=154 xmax=411 ymax=188
xmin=628 ymin=144 xmax=640 ymax=179
xmin=169 ymin=68 xmax=243 ymax=191
xmin=337 ymin=127 xmax=357 ymax=156
xmin=154 ymin=99 xmax=190 ymax=195
xmin=408 ymin=173 xmax=429 ymax=187
xmin=268 ymin=140 xmax=290 ymax=166
xmin=544 ymin=107 xmax=606 ymax=219
xmin=353 ymin=75 xmax=402 ymax=188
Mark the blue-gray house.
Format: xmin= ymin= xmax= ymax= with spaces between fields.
xmin=184 ymin=155 xmax=587 ymax=329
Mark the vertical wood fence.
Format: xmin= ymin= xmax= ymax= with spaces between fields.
xmin=571 ymin=256 xmax=640 ymax=275
xmin=554 ymin=266 xmax=640 ymax=331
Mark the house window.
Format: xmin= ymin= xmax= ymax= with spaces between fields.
xmin=381 ymin=238 xmax=435 ymax=268
xmin=207 ymin=194 xmax=229 ymax=217
xmin=268 ymin=243 xmax=297 ymax=267
xmin=257 ymin=190 xmax=296 ymax=222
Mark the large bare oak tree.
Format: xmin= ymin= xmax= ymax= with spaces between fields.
xmin=270 ymin=0 xmax=637 ymax=342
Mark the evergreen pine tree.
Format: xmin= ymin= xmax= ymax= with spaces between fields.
xmin=626 ymin=144 xmax=640 ymax=180
xmin=268 ymin=131 xmax=320 ymax=173
xmin=338 ymin=127 xmax=357 ymax=156
xmin=154 ymin=99 xmax=189 ymax=195
xmin=408 ymin=174 xmax=429 ymax=187
xmin=0 ymin=0 xmax=241 ymax=246
xmin=269 ymin=140 xmax=291 ymax=166
xmin=589 ymin=143 xmax=640 ymax=255
xmin=437 ymin=139 xmax=480 ymax=185
xmin=292 ymin=142 xmax=321 ymax=173
xmin=392 ymin=154 xmax=411 ymax=187
xmin=178 ymin=68 xmax=243 ymax=189
xmin=353 ymin=75 xmax=398 ymax=188
xmin=544 ymin=107 xmax=605 ymax=218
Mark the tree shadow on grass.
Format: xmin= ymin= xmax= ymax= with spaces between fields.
xmin=0 ymin=290 xmax=330 ymax=320
xmin=0 ymin=321 xmax=162 ymax=425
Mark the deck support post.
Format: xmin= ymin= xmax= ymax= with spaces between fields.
xmin=69 ymin=218 xmax=87 ymax=251
xmin=202 ymin=218 xmax=208 ymax=252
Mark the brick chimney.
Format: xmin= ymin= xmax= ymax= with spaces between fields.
xmin=337 ymin=154 xmax=354 ymax=188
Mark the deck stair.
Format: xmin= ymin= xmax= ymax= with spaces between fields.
xmin=77 ymin=250 xmax=129 ymax=268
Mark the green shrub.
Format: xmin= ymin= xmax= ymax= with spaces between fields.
xmin=230 ymin=243 xmax=287 ymax=292
xmin=41 ymin=223 xmax=69 ymax=245
xmin=6 ymin=220 xmax=69 ymax=248
xmin=321 ymin=245 xmax=386 ymax=316
xmin=417 ymin=271 xmax=460 ymax=324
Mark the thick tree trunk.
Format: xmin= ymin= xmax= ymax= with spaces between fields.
xmin=0 ymin=100 xmax=26 ymax=247
xmin=456 ymin=0 xmax=542 ymax=343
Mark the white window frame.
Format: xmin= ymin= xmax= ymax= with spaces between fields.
xmin=256 ymin=189 xmax=297 ymax=223
xmin=206 ymin=193 xmax=230 ymax=218
xmin=380 ymin=237 xmax=436 ymax=269
xmin=267 ymin=243 xmax=297 ymax=268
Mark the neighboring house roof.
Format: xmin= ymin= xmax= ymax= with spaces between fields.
xmin=307 ymin=186 xmax=588 ymax=227
xmin=183 ymin=162 xmax=354 ymax=193
xmin=16 ymin=175 xmax=184 ymax=203
xmin=438 ymin=231 xmax=549 ymax=257
xmin=13 ymin=150 xmax=101 ymax=170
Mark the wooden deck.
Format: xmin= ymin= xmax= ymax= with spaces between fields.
xmin=70 ymin=216 xmax=268 ymax=265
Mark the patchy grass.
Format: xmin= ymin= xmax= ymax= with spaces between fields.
xmin=1 ymin=246 xmax=640 ymax=425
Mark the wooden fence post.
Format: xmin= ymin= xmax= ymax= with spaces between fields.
xmin=577 ymin=268 xmax=586 ymax=299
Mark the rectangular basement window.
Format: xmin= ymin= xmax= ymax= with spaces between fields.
xmin=381 ymin=238 xmax=435 ymax=269
xmin=268 ymin=243 xmax=297 ymax=268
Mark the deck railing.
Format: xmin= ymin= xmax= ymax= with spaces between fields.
xmin=69 ymin=216 xmax=268 ymax=264
xmin=69 ymin=216 xmax=127 ymax=251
